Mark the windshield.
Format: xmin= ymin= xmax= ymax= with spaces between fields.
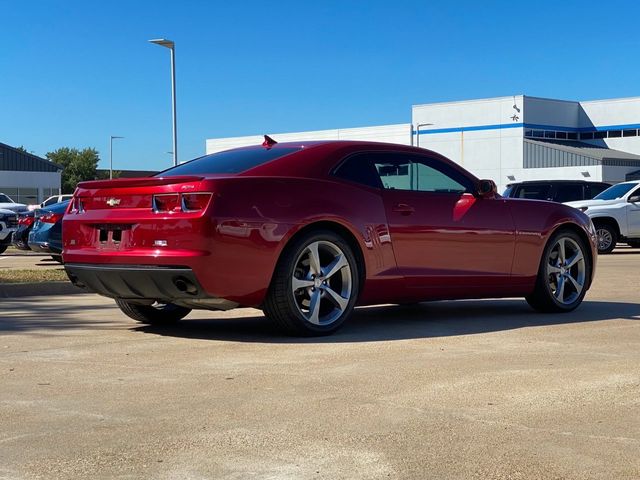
xmin=0 ymin=194 xmax=14 ymax=203
xmin=155 ymin=147 xmax=301 ymax=176
xmin=594 ymin=183 xmax=637 ymax=200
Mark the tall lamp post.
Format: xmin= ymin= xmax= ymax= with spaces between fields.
xmin=109 ymin=135 xmax=124 ymax=179
xmin=415 ymin=122 xmax=433 ymax=148
xmin=149 ymin=38 xmax=178 ymax=167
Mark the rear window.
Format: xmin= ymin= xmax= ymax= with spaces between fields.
xmin=155 ymin=147 xmax=301 ymax=176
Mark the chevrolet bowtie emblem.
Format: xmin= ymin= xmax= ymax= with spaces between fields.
xmin=106 ymin=198 xmax=121 ymax=207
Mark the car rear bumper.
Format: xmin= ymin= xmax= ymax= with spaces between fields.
xmin=64 ymin=263 xmax=239 ymax=310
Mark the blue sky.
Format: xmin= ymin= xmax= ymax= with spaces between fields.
xmin=1 ymin=0 xmax=639 ymax=171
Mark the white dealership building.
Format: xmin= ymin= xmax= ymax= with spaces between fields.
xmin=206 ymin=95 xmax=640 ymax=190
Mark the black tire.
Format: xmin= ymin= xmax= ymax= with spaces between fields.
xmin=593 ymin=221 xmax=617 ymax=254
xmin=263 ymin=230 xmax=360 ymax=336
xmin=526 ymin=229 xmax=591 ymax=313
xmin=627 ymin=241 xmax=640 ymax=248
xmin=115 ymin=298 xmax=191 ymax=325
xmin=0 ymin=245 xmax=7 ymax=254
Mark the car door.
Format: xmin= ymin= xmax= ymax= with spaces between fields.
xmin=371 ymin=152 xmax=516 ymax=293
xmin=626 ymin=185 xmax=640 ymax=236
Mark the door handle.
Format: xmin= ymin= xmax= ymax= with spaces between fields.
xmin=392 ymin=203 xmax=415 ymax=215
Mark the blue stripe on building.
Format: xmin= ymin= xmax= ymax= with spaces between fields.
xmin=414 ymin=122 xmax=640 ymax=135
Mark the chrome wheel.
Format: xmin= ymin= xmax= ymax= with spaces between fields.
xmin=291 ymin=240 xmax=353 ymax=326
xmin=546 ymin=237 xmax=586 ymax=305
xmin=596 ymin=228 xmax=613 ymax=252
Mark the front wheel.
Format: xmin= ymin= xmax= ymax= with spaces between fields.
xmin=115 ymin=299 xmax=191 ymax=325
xmin=264 ymin=230 xmax=360 ymax=336
xmin=594 ymin=223 xmax=617 ymax=254
xmin=526 ymin=230 xmax=591 ymax=313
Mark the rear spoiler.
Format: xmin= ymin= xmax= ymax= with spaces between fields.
xmin=77 ymin=175 xmax=205 ymax=189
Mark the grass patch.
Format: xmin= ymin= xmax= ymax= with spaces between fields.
xmin=0 ymin=268 xmax=69 ymax=284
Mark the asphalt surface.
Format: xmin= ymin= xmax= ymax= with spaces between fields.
xmin=0 ymin=249 xmax=61 ymax=270
xmin=1 ymin=250 xmax=639 ymax=479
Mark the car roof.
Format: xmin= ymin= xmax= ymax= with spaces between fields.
xmin=229 ymin=140 xmax=479 ymax=181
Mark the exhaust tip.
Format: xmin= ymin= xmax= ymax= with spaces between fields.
xmin=173 ymin=276 xmax=197 ymax=295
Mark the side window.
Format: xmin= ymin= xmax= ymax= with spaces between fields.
xmin=515 ymin=184 xmax=551 ymax=200
xmin=373 ymin=153 xmax=472 ymax=194
xmin=555 ymin=184 xmax=584 ymax=203
xmin=333 ymin=154 xmax=382 ymax=189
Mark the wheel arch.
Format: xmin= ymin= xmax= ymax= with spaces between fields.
xmin=590 ymin=216 xmax=621 ymax=237
xmin=270 ymin=220 xmax=367 ymax=296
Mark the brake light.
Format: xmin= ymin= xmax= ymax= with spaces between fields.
xmin=42 ymin=212 xmax=63 ymax=224
xmin=18 ymin=216 xmax=34 ymax=226
xmin=152 ymin=193 xmax=181 ymax=213
xmin=181 ymin=193 xmax=212 ymax=212
xmin=152 ymin=192 xmax=212 ymax=213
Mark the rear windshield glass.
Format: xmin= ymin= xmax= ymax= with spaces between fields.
xmin=594 ymin=183 xmax=637 ymax=200
xmin=155 ymin=147 xmax=301 ymax=176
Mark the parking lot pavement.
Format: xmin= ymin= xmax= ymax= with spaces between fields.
xmin=0 ymin=248 xmax=61 ymax=269
xmin=0 ymin=253 xmax=639 ymax=479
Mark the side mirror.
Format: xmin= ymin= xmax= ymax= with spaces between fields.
xmin=628 ymin=195 xmax=640 ymax=203
xmin=477 ymin=179 xmax=497 ymax=198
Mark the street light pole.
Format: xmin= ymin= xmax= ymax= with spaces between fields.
xmin=109 ymin=135 xmax=124 ymax=179
xmin=149 ymin=38 xmax=178 ymax=167
xmin=415 ymin=123 xmax=434 ymax=148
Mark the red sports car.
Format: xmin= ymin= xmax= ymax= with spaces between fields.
xmin=63 ymin=139 xmax=597 ymax=336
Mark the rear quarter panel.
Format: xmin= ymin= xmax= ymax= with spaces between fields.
xmin=208 ymin=176 xmax=397 ymax=306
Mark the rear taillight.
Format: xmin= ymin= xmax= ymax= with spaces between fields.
xmin=42 ymin=212 xmax=63 ymax=224
xmin=153 ymin=192 xmax=212 ymax=213
xmin=19 ymin=216 xmax=34 ymax=226
xmin=152 ymin=193 xmax=181 ymax=213
xmin=181 ymin=193 xmax=212 ymax=212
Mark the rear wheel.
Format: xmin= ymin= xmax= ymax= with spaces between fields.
xmin=264 ymin=230 xmax=360 ymax=336
xmin=594 ymin=222 xmax=617 ymax=254
xmin=526 ymin=230 xmax=591 ymax=313
xmin=115 ymin=299 xmax=191 ymax=325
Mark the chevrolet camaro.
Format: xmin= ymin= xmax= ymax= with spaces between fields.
xmin=63 ymin=139 xmax=597 ymax=336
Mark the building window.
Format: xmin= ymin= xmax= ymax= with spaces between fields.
xmin=608 ymin=130 xmax=622 ymax=138
xmin=532 ymin=130 xmax=544 ymax=138
xmin=544 ymin=131 xmax=556 ymax=138
xmin=567 ymin=132 xmax=578 ymax=140
xmin=594 ymin=131 xmax=607 ymax=139
xmin=580 ymin=132 xmax=594 ymax=140
xmin=556 ymin=131 xmax=568 ymax=139
xmin=623 ymin=129 xmax=638 ymax=137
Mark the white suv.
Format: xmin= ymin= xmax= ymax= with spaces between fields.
xmin=565 ymin=180 xmax=640 ymax=254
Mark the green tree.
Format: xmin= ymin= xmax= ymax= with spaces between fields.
xmin=46 ymin=147 xmax=101 ymax=193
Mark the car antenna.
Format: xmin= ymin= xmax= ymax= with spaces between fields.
xmin=262 ymin=135 xmax=277 ymax=149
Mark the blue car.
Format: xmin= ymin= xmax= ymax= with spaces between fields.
xmin=28 ymin=200 xmax=70 ymax=263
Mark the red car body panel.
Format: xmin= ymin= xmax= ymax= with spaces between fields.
xmin=63 ymin=141 xmax=597 ymax=308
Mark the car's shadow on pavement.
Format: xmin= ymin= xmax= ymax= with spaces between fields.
xmin=134 ymin=299 xmax=640 ymax=344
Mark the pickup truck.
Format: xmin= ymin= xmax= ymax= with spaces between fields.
xmin=565 ymin=180 xmax=640 ymax=254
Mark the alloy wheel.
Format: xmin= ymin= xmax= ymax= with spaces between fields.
xmin=596 ymin=228 xmax=613 ymax=252
xmin=291 ymin=240 xmax=353 ymax=325
xmin=546 ymin=237 xmax=586 ymax=305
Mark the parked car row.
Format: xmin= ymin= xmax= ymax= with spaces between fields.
xmin=0 ymin=192 xmax=70 ymax=262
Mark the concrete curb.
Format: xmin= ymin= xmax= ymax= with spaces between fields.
xmin=0 ymin=282 xmax=89 ymax=298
